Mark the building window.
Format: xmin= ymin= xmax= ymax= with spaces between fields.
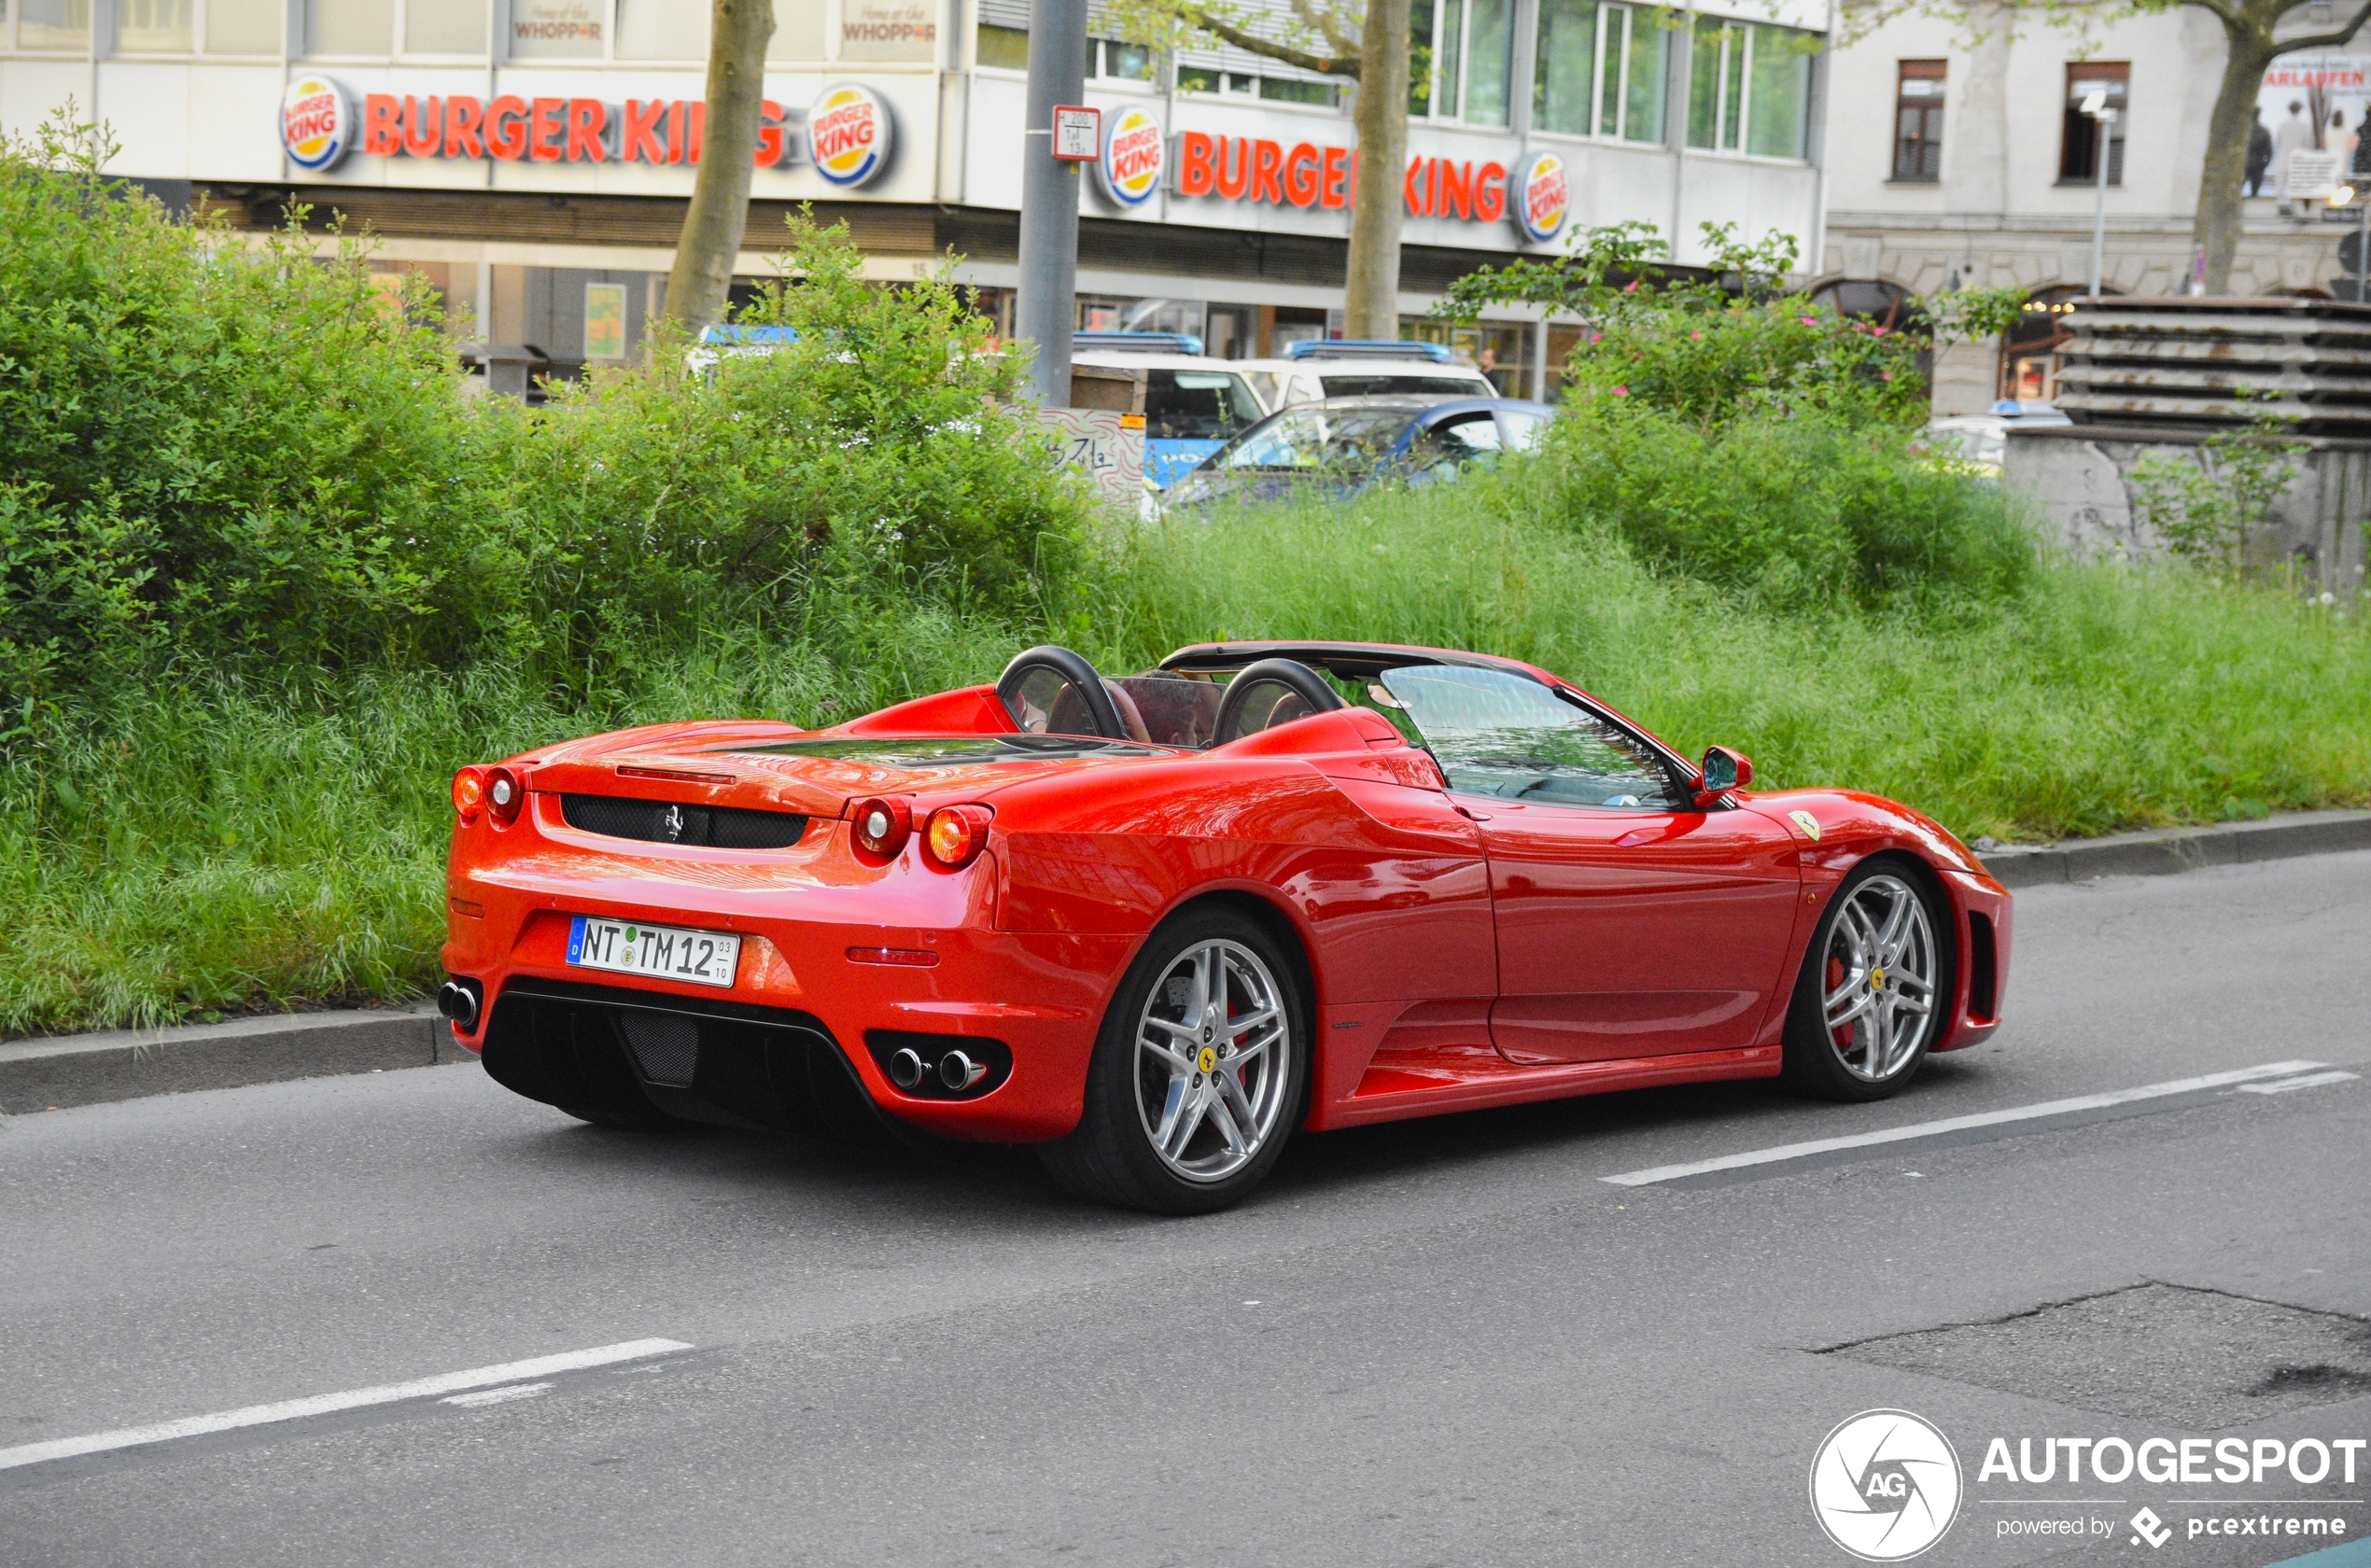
xmin=1092 ymin=37 xmax=1155 ymax=82
xmin=1412 ymin=0 xmax=1513 ymax=126
xmin=975 ymin=22 xmax=1027 ymax=68
xmin=2060 ymin=63 xmax=2128 ymax=185
xmin=1178 ymin=63 xmax=1337 ymax=105
xmin=1893 ymin=61 xmax=1945 ymax=180
xmin=115 ymin=0 xmax=191 ymax=51
xmin=1672 ymin=16 xmax=1814 ymax=156
xmin=1532 ymin=0 xmax=1599 ymax=135
xmin=207 ymin=0 xmax=282 ymax=51
xmin=17 ymin=0 xmax=92 ymax=49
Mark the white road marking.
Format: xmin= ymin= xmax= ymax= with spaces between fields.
xmin=0 ymin=1338 xmax=691 ymax=1473
xmin=1600 ymin=1060 xmax=2329 ymax=1187
xmin=441 ymin=1382 xmax=554 ymax=1408
xmin=2238 ymin=1070 xmax=2361 ymax=1095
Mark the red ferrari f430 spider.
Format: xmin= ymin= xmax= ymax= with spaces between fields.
xmin=441 ymin=643 xmax=2011 ymax=1212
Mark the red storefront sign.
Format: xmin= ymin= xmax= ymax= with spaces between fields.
xmin=358 ymin=93 xmax=796 ymax=166
xmin=1174 ymin=130 xmax=1508 ymax=223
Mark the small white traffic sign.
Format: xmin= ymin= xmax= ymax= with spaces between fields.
xmin=1052 ymin=105 xmax=1101 ymax=161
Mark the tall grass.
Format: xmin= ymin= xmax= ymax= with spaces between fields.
xmin=8 ymin=479 xmax=2364 ymax=1039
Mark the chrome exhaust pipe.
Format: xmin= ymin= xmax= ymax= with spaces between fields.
xmin=888 ymin=1047 xmax=926 ymax=1090
xmin=436 ymin=980 xmax=480 ymax=1031
xmin=939 ymin=1050 xmax=986 ymax=1091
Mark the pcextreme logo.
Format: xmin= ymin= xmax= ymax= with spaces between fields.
xmin=1811 ymin=1409 xmax=1964 ymax=1561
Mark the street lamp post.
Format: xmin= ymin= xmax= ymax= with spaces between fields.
xmin=2082 ymin=90 xmax=2119 ymax=300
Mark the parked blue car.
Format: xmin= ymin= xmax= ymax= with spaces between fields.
xmin=1162 ymin=396 xmax=1557 ymax=509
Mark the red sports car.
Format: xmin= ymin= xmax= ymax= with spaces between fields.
xmin=440 ymin=643 xmax=2011 ymax=1213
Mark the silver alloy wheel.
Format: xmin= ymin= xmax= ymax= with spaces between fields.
xmin=1132 ymin=938 xmax=1292 ymax=1183
xmin=1819 ymin=874 xmax=1939 ymax=1082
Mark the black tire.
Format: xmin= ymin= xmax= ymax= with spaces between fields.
xmin=1781 ymin=858 xmax=1956 ymax=1103
xmin=1038 ymin=907 xmax=1309 ymax=1215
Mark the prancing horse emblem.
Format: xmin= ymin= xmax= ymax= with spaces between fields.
xmin=660 ymin=803 xmax=686 ymax=842
xmin=1789 ymin=809 xmax=1822 ymax=842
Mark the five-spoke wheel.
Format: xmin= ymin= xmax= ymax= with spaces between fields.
xmin=1039 ymin=910 xmax=1306 ymax=1213
xmin=1784 ymin=862 xmax=1953 ymax=1101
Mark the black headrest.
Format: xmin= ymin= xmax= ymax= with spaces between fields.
xmin=1213 ymin=658 xmax=1346 ymax=745
xmin=995 ymin=646 xmax=1126 ymax=739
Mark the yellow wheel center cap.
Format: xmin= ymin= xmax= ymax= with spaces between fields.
xmin=1871 ymin=967 xmax=1887 ymax=993
xmin=1198 ymin=1046 xmax=1218 ymax=1073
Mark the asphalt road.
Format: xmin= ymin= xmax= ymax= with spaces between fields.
xmin=4 ymin=852 xmax=2369 ymax=1568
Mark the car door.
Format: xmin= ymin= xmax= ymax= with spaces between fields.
xmin=1377 ymin=663 xmax=1802 ymax=1065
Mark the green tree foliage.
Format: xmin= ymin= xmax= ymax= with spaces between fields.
xmin=2127 ymin=402 xmax=2306 ymax=579
xmin=0 ymin=112 xmax=1093 ymax=708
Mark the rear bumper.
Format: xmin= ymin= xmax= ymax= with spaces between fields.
xmin=442 ymin=839 xmax=1129 ymax=1142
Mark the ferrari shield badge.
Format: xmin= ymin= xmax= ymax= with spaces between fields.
xmin=1789 ymin=809 xmax=1822 ymax=842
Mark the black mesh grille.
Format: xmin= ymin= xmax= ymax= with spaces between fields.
xmin=620 ymin=1012 xmax=699 ymax=1086
xmin=560 ymin=793 xmax=808 ymax=849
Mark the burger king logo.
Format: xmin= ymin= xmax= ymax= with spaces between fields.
xmin=280 ymin=75 xmax=355 ymax=172
xmin=1098 ymin=105 xmax=1165 ymax=208
xmin=807 ymin=83 xmax=892 ymax=188
xmin=1511 ymin=150 xmax=1568 ymax=245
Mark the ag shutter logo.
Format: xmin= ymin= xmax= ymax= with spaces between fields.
xmin=1811 ymin=1410 xmax=1963 ymax=1561
xmin=281 ymin=75 xmax=356 ymax=171
xmin=1510 ymin=149 xmax=1568 ymax=244
xmin=807 ymin=83 xmax=892 ymax=187
xmin=1099 ymin=105 xmax=1165 ymax=207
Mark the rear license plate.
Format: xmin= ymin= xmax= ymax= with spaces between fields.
xmin=566 ymin=916 xmax=740 ymax=988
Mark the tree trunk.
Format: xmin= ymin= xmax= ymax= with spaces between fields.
xmin=1344 ymin=0 xmax=1410 ymax=338
xmin=664 ymin=0 xmax=777 ymax=338
xmin=2195 ymin=24 xmax=2277 ymax=294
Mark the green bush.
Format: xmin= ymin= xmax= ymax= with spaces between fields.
xmin=0 ymin=115 xmax=1093 ymax=704
xmin=1514 ymin=399 xmax=2035 ymax=607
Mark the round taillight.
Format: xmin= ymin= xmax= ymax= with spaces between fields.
xmin=486 ymin=766 xmax=525 ymax=826
xmin=924 ymin=805 xmax=992 ymax=868
xmin=452 ymin=766 xmax=487 ymax=822
xmin=851 ymin=796 xmax=912 ymax=857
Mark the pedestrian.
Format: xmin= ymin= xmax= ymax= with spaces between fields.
xmin=2352 ymin=105 xmax=2371 ymax=176
xmin=2332 ymin=109 xmax=2355 ymax=173
xmin=2247 ymin=106 xmax=2274 ymax=194
xmin=2275 ymin=99 xmax=2314 ymax=197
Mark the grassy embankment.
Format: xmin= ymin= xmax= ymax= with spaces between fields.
xmin=4 ymin=117 xmax=2364 ymax=1036
xmin=8 ymin=482 xmax=2366 ymax=1039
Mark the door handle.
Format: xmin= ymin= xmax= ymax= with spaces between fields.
xmin=1454 ymin=805 xmax=1493 ymax=821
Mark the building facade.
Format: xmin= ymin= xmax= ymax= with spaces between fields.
xmin=1822 ymin=6 xmax=2371 ymax=413
xmin=1 ymin=0 xmax=1826 ymax=388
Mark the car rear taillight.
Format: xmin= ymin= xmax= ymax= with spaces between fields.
xmin=851 ymin=796 xmax=912 ymax=857
xmin=485 ymin=765 xmax=526 ymax=826
xmin=924 ymin=805 xmax=992 ymax=869
xmin=452 ymin=766 xmax=488 ymax=823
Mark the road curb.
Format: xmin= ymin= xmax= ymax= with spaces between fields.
xmin=1978 ymin=807 xmax=2371 ymax=889
xmin=0 ymin=1006 xmax=465 ymax=1114
xmin=7 ymin=808 xmax=2365 ymax=1113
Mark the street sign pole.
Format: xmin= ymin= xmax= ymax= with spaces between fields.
xmin=1017 ymin=0 xmax=1088 ymax=408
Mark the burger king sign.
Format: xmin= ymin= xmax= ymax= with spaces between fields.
xmin=281 ymin=75 xmax=356 ymax=172
xmin=807 ymin=83 xmax=892 ymax=188
xmin=1510 ymin=150 xmax=1569 ymax=245
xmin=1098 ymin=105 xmax=1165 ymax=209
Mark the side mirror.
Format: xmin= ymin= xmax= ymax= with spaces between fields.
xmin=1695 ymin=746 xmax=1753 ymax=807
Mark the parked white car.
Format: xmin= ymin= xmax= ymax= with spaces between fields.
xmin=1922 ymin=400 xmax=2071 ymax=478
xmin=1239 ymin=341 xmax=1497 ymax=413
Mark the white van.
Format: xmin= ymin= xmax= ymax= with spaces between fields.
xmin=1238 ymin=340 xmax=1497 ymax=413
xmin=1070 ymin=334 xmax=1267 ymax=489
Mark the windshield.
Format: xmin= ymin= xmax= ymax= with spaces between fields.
xmin=1378 ymin=665 xmax=1684 ymax=810
xmin=1145 ymin=370 xmax=1264 ymax=441
xmin=1318 ymin=374 xmax=1491 ymax=399
xmin=1217 ymin=407 xmax=1413 ymax=471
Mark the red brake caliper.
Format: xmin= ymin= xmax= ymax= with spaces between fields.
xmin=1825 ymin=955 xmax=1855 ymax=1050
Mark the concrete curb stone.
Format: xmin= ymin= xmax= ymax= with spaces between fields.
xmin=1976 ymin=807 xmax=2371 ymax=889
xmin=7 ymin=808 xmax=2366 ymax=1113
xmin=0 ymin=1006 xmax=461 ymax=1115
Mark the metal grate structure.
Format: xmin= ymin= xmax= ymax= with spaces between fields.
xmin=559 ymin=794 xmax=808 ymax=849
xmin=2056 ymin=297 xmax=2371 ymax=437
